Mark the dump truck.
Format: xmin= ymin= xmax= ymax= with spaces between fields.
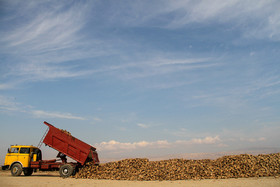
xmin=1 ymin=121 xmax=99 ymax=177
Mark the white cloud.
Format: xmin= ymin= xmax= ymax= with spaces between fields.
xmin=31 ymin=110 xmax=85 ymax=120
xmin=175 ymin=136 xmax=221 ymax=145
xmin=137 ymin=123 xmax=149 ymax=128
xmin=96 ymin=136 xmax=221 ymax=151
xmin=191 ymin=136 xmax=221 ymax=144
xmin=96 ymin=140 xmax=170 ymax=151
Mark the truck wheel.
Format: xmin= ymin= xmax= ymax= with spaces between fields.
xmin=24 ymin=168 xmax=33 ymax=176
xmin=11 ymin=163 xmax=22 ymax=176
xmin=59 ymin=164 xmax=74 ymax=178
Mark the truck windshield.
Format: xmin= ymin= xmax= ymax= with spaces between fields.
xmin=10 ymin=147 xmax=19 ymax=153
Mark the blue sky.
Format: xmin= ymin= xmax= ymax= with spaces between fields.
xmin=0 ymin=0 xmax=280 ymax=163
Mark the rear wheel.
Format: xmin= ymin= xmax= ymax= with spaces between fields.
xmin=11 ymin=163 xmax=22 ymax=176
xmin=59 ymin=164 xmax=74 ymax=178
xmin=24 ymin=168 xmax=33 ymax=176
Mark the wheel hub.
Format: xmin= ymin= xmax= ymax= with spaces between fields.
xmin=13 ymin=167 xmax=18 ymax=173
xmin=63 ymin=168 xmax=68 ymax=174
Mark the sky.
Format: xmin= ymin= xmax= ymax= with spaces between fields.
xmin=0 ymin=0 xmax=280 ymax=164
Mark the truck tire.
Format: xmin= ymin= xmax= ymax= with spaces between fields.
xmin=24 ymin=168 xmax=33 ymax=176
xmin=11 ymin=163 xmax=22 ymax=176
xmin=59 ymin=164 xmax=74 ymax=178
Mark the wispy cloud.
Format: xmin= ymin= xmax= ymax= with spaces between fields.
xmin=0 ymin=1 xmax=107 ymax=88
xmin=149 ymin=58 xmax=211 ymax=67
xmin=169 ymin=126 xmax=277 ymax=150
xmin=0 ymin=95 xmax=85 ymax=120
xmin=108 ymin=0 xmax=280 ymax=41
xmin=2 ymin=2 xmax=86 ymax=51
xmin=0 ymin=82 xmax=18 ymax=90
xmin=240 ymin=137 xmax=266 ymax=143
xmin=109 ymin=57 xmax=219 ymax=80
xmin=0 ymin=1 xmax=223 ymax=91
xmin=174 ymin=0 xmax=280 ymax=40
xmin=220 ymin=125 xmax=279 ymax=143
xmin=31 ymin=110 xmax=85 ymax=120
xmin=0 ymin=95 xmax=19 ymax=112
xmin=1 ymin=1 xmax=279 ymax=92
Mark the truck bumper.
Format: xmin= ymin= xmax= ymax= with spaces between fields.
xmin=1 ymin=165 xmax=9 ymax=170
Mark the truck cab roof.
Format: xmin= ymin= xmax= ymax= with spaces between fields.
xmin=10 ymin=145 xmax=39 ymax=149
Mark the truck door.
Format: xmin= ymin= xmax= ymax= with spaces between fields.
xmin=18 ymin=148 xmax=31 ymax=167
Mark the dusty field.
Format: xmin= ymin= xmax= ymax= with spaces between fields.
xmin=0 ymin=170 xmax=280 ymax=187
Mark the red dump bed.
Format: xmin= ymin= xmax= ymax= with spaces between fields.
xmin=43 ymin=121 xmax=99 ymax=165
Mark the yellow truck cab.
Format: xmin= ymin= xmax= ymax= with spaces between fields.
xmin=2 ymin=145 xmax=42 ymax=176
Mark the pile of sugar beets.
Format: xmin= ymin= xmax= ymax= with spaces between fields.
xmin=75 ymin=153 xmax=280 ymax=180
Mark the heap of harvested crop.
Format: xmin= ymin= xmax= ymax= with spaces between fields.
xmin=75 ymin=153 xmax=280 ymax=180
xmin=60 ymin=129 xmax=71 ymax=136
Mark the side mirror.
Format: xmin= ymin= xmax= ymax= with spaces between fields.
xmin=7 ymin=148 xmax=11 ymax=153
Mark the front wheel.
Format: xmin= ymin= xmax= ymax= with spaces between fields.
xmin=11 ymin=163 xmax=22 ymax=176
xmin=59 ymin=164 xmax=74 ymax=178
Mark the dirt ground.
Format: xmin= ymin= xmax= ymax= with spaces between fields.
xmin=0 ymin=170 xmax=280 ymax=187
